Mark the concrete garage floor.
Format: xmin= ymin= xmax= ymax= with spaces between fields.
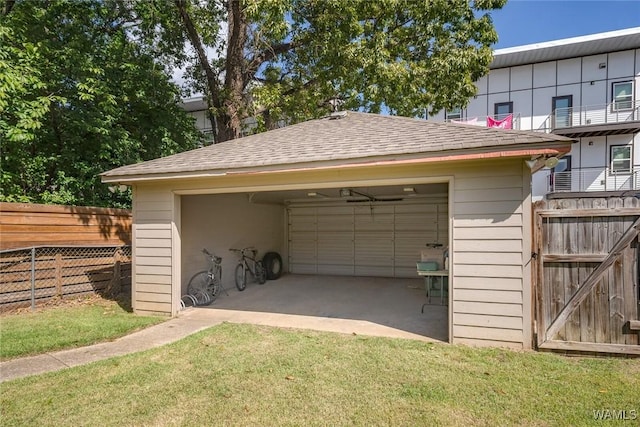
xmin=199 ymin=274 xmax=448 ymax=342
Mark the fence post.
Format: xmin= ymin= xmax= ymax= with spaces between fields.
xmin=55 ymin=252 xmax=63 ymax=297
xmin=30 ymin=247 xmax=36 ymax=311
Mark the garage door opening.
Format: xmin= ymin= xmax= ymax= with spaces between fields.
xmin=180 ymin=182 xmax=449 ymax=342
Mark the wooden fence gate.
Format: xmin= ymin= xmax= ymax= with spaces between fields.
xmin=533 ymin=196 xmax=640 ymax=355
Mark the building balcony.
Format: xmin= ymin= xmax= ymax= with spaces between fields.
xmin=446 ymin=113 xmax=522 ymax=130
xmin=547 ymin=165 xmax=640 ymax=193
xmin=549 ymin=100 xmax=640 ymax=138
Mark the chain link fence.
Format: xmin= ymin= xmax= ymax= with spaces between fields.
xmin=0 ymin=246 xmax=131 ymax=313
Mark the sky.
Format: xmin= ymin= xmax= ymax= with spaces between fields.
xmin=490 ymin=0 xmax=640 ymax=48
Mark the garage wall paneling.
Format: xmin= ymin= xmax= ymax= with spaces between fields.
xmin=288 ymin=198 xmax=448 ymax=278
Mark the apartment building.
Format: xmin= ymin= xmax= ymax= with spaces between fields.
xmin=431 ymin=27 xmax=640 ymax=199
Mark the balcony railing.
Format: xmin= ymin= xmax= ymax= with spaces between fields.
xmin=550 ymin=100 xmax=640 ymax=130
xmin=547 ymin=165 xmax=640 ymax=193
xmin=446 ymin=113 xmax=522 ymax=130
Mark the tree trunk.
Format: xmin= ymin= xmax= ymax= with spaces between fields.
xmin=175 ymin=0 xmax=224 ymax=142
xmin=216 ymin=0 xmax=247 ymax=142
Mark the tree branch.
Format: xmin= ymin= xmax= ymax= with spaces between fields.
xmin=174 ymin=0 xmax=221 ymax=133
xmin=243 ymin=41 xmax=296 ymax=87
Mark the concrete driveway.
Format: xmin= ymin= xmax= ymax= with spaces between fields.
xmin=198 ymin=274 xmax=448 ymax=342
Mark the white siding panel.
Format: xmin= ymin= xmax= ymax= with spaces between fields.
xmin=455 ymin=264 xmax=522 ymax=278
xmin=137 ymin=291 xmax=171 ymax=303
xmin=135 ymin=228 xmax=172 ymax=239
xmin=136 ymin=256 xmax=172 ymax=267
xmin=136 ymin=247 xmax=172 ymax=257
xmin=510 ymin=65 xmax=532 ymax=91
xmin=136 ymin=265 xmax=172 ymax=275
xmin=135 ymin=238 xmax=172 ymax=248
xmin=455 ymin=301 xmax=523 ymax=317
xmin=455 ymin=214 xmax=522 ymax=227
xmin=453 ymin=325 xmax=523 ymax=343
xmin=135 ymin=274 xmax=172 ymax=285
xmin=135 ymin=301 xmax=171 ymax=314
xmin=456 ymin=175 xmax=523 ymax=190
xmin=133 ymin=185 xmax=174 ymax=316
xmin=454 ymin=313 xmax=522 ymax=330
xmin=582 ymin=54 xmax=608 ymax=82
xmin=137 ymin=283 xmax=171 ymax=293
xmin=475 ymin=75 xmax=488 ymax=95
xmin=455 ymin=252 xmax=522 ymax=265
xmin=136 ymin=201 xmax=175 ymax=212
xmin=533 ymin=62 xmax=556 ymax=87
xmin=455 ymin=289 xmax=522 ymax=304
xmin=532 ymin=86 xmax=556 ymax=130
xmin=466 ymin=95 xmax=487 ymax=119
xmin=557 ymin=58 xmax=581 ymax=85
xmin=488 ymin=68 xmax=510 ymax=93
xmin=454 ymin=188 xmax=522 ymax=203
xmin=455 ymin=239 xmax=522 ymax=253
xmin=452 ymin=161 xmax=528 ymax=347
xmin=510 ymin=89 xmax=533 ymax=130
xmin=136 ymin=210 xmax=173 ymax=221
xmin=455 ymin=276 xmax=523 ymax=291
xmin=454 ymin=201 xmax=522 ymax=215
xmin=455 ymin=226 xmax=522 ymax=240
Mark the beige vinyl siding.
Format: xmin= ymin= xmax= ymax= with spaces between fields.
xmin=452 ymin=162 xmax=529 ymax=348
xmin=132 ymin=185 xmax=175 ymax=315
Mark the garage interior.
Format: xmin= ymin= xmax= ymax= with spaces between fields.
xmin=180 ymin=181 xmax=450 ymax=342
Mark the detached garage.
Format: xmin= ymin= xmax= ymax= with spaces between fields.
xmin=102 ymin=111 xmax=573 ymax=349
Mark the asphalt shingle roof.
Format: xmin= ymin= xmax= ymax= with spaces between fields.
xmin=101 ymin=111 xmax=573 ymax=180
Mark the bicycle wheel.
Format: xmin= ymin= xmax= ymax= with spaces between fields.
xmin=235 ymin=263 xmax=246 ymax=291
xmin=187 ymin=271 xmax=210 ymax=296
xmin=255 ymin=261 xmax=267 ymax=284
xmin=208 ymin=275 xmax=221 ymax=300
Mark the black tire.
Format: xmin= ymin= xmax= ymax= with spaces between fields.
xmin=235 ymin=263 xmax=246 ymax=291
xmin=255 ymin=261 xmax=267 ymax=284
xmin=262 ymin=252 xmax=283 ymax=280
xmin=188 ymin=271 xmax=210 ymax=297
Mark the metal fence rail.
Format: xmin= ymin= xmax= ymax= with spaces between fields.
xmin=0 ymin=246 xmax=131 ymax=312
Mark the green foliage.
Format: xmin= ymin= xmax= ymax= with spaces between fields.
xmin=0 ymin=0 xmax=506 ymax=204
xmin=0 ymin=0 xmax=202 ymax=208
xmin=163 ymin=0 xmax=506 ymax=134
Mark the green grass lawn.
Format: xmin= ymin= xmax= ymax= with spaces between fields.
xmin=1 ymin=322 xmax=638 ymax=426
xmin=0 ymin=296 xmax=164 ymax=360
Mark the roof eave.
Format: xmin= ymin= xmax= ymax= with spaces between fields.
xmin=100 ymin=142 xmax=572 ymax=185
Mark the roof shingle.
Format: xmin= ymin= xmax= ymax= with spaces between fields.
xmin=102 ymin=111 xmax=573 ymax=180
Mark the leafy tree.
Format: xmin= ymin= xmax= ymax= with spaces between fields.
xmin=0 ymin=0 xmax=506 ymax=207
xmin=0 ymin=0 xmax=202 ymax=207
xmin=137 ymin=0 xmax=506 ymax=141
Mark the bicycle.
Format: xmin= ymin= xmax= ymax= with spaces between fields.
xmin=186 ymin=248 xmax=227 ymax=305
xmin=229 ymin=247 xmax=266 ymax=291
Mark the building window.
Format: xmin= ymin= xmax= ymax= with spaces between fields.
xmin=445 ymin=107 xmax=462 ymax=121
xmin=550 ymin=155 xmax=572 ymax=191
xmin=612 ymin=82 xmax=633 ymax=111
xmin=552 ymin=95 xmax=572 ymax=128
xmin=494 ymin=102 xmax=513 ymax=120
xmin=610 ymin=145 xmax=632 ymax=173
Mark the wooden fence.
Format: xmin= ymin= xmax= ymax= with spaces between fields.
xmin=533 ymin=196 xmax=640 ymax=355
xmin=0 ymin=202 xmax=131 ymax=250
